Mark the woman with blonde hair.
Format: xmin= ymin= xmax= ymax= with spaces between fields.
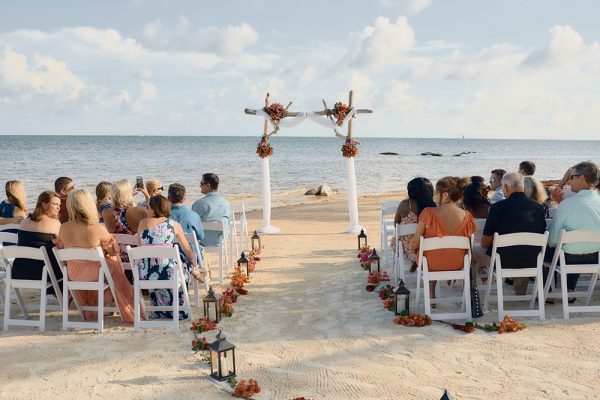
xmin=0 ymin=180 xmax=27 ymax=224
xmin=12 ymin=191 xmax=63 ymax=285
xmin=410 ymin=177 xmax=476 ymax=301
xmin=102 ymin=179 xmax=147 ymax=234
xmin=95 ymin=181 xmax=112 ymax=220
xmin=138 ymin=178 xmax=163 ymax=208
xmin=57 ymin=189 xmax=136 ymax=322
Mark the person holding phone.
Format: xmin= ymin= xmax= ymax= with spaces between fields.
xmin=102 ymin=179 xmax=147 ymax=235
xmin=136 ymin=178 xmax=163 ymax=209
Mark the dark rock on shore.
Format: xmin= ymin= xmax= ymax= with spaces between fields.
xmin=304 ymin=184 xmax=334 ymax=196
xmin=379 ymin=152 xmax=399 ymax=155
xmin=421 ymin=152 xmax=442 ymax=157
xmin=452 ymin=151 xmax=477 ymax=157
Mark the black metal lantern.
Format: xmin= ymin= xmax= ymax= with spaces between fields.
xmin=394 ymin=280 xmax=410 ymax=315
xmin=209 ymin=329 xmax=237 ymax=381
xmin=203 ymin=286 xmax=221 ymax=323
xmin=357 ymin=229 xmax=367 ymax=250
xmin=368 ymin=248 xmax=380 ymax=272
xmin=237 ymin=252 xmax=250 ymax=276
xmin=251 ymin=230 xmax=261 ymax=252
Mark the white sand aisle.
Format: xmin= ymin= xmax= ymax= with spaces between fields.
xmin=2 ymin=195 xmax=600 ymax=399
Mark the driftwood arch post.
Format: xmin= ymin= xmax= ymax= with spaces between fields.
xmin=244 ymin=93 xmax=306 ymax=234
xmin=309 ymin=90 xmax=373 ymax=233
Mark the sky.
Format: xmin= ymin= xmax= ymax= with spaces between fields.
xmin=1 ymin=0 xmax=599 ymax=139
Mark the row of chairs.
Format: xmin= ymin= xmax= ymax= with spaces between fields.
xmin=389 ymin=217 xmax=600 ymax=320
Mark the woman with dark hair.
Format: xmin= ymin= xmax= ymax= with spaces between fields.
xmin=462 ymin=176 xmax=490 ymax=218
xmin=393 ymin=178 xmax=437 ymax=272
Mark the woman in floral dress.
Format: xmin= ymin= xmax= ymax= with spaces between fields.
xmin=136 ymin=195 xmax=197 ymax=320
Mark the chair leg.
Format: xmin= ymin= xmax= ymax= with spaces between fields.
xmin=98 ymin=280 xmax=104 ymax=334
xmin=62 ymin=278 xmax=69 ymax=330
xmin=484 ymin=264 xmax=494 ymax=312
xmin=415 ymin=265 xmax=422 ymax=310
xmin=219 ymin=247 xmax=224 ymax=284
xmin=423 ymin=272 xmax=431 ymax=316
xmin=496 ymin=268 xmax=504 ymax=321
xmin=465 ymin=268 xmax=472 ymax=322
xmin=3 ymin=280 xmax=10 ymax=331
xmin=14 ymin=288 xmax=29 ymax=319
xmin=560 ymin=267 xmax=570 ymax=320
xmin=536 ymin=269 xmax=545 ymax=321
xmin=585 ymin=273 xmax=598 ymax=306
xmin=134 ymin=281 xmax=140 ymax=332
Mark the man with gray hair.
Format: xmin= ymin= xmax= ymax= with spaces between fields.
xmin=546 ymin=161 xmax=600 ymax=298
xmin=481 ymin=172 xmax=547 ymax=294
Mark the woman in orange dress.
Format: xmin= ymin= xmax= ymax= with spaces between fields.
xmin=57 ymin=189 xmax=136 ymax=322
xmin=410 ymin=176 xmax=476 ymax=300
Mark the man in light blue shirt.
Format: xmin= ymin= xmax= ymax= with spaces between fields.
xmin=547 ymin=161 xmax=600 ymax=292
xmin=168 ymin=183 xmax=204 ymax=241
xmin=192 ymin=173 xmax=231 ymax=247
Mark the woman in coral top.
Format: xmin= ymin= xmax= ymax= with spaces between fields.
xmin=410 ymin=176 xmax=476 ymax=300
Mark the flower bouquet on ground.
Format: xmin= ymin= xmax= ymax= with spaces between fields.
xmin=365 ymin=284 xmax=377 ymax=292
xmin=249 ymin=249 xmax=261 ymax=261
xmin=220 ymin=294 xmax=235 ymax=318
xmin=191 ymin=316 xmax=217 ymax=333
xmin=247 ymin=255 xmax=257 ymax=273
xmin=394 ymin=312 xmax=432 ymax=327
xmin=357 ymin=245 xmax=373 ymax=270
xmin=222 ymin=288 xmax=238 ymax=304
xmin=231 ymin=267 xmax=250 ymax=295
xmin=378 ymin=284 xmax=395 ymax=300
xmin=367 ymin=271 xmax=381 ymax=285
xmin=233 ymin=378 xmax=261 ymax=399
xmin=341 ymin=138 xmax=359 ymax=158
xmin=380 ymin=271 xmax=390 ymax=281
xmin=191 ymin=336 xmax=209 ymax=352
xmin=383 ymin=297 xmax=395 ymax=311
xmin=465 ymin=315 xmax=526 ymax=334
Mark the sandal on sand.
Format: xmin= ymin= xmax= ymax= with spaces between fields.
xmin=190 ymin=268 xmax=206 ymax=283
xmin=568 ymin=297 xmax=577 ymax=304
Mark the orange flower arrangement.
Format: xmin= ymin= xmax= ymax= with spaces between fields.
xmin=234 ymin=378 xmax=261 ymax=398
xmin=264 ymin=103 xmax=286 ymax=124
xmin=342 ymin=139 xmax=359 ymax=158
xmin=394 ymin=313 xmax=432 ymax=327
xmin=190 ymin=317 xmax=217 ymax=333
xmin=231 ymin=267 xmax=250 ymax=289
xmin=367 ymin=271 xmax=381 ymax=285
xmin=256 ymin=141 xmax=273 ymax=159
xmin=332 ymin=102 xmax=350 ymax=126
xmin=498 ymin=315 xmax=527 ymax=334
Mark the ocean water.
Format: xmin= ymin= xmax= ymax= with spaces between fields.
xmin=1 ymin=135 xmax=600 ymax=207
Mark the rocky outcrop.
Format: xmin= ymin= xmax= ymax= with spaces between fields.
xmin=304 ymin=184 xmax=334 ymax=196
xmin=421 ymin=152 xmax=442 ymax=157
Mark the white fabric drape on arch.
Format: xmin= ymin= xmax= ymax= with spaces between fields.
xmin=306 ymin=108 xmax=356 ymax=129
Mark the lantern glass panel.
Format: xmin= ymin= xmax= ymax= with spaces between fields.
xmin=210 ymin=349 xmax=218 ymax=375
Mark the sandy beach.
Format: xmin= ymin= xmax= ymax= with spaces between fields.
xmin=2 ymin=193 xmax=600 ymax=400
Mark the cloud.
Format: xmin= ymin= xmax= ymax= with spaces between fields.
xmin=522 ymin=25 xmax=599 ymax=69
xmin=120 ymin=79 xmax=157 ymax=114
xmin=382 ymin=80 xmax=436 ymax=116
xmin=141 ymin=17 xmax=258 ymax=56
xmin=446 ymin=44 xmax=526 ymax=80
xmin=0 ymin=46 xmax=85 ymax=103
xmin=346 ymin=16 xmax=415 ymax=68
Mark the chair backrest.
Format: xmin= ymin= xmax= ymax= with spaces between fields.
xmin=557 ymin=229 xmax=600 ymax=246
xmin=174 ymin=233 xmax=203 ymax=264
xmin=127 ymin=244 xmax=181 ymax=262
xmin=395 ymin=223 xmax=417 ymax=236
xmin=53 ymin=247 xmax=106 ymax=265
xmin=1 ymin=246 xmax=61 ymax=298
xmin=0 ymin=223 xmax=20 ymax=232
xmin=492 ymin=231 xmax=549 ymax=248
xmin=381 ymin=201 xmax=400 ymax=217
xmin=113 ymin=233 xmax=137 ymax=246
xmin=0 ymin=232 xmax=18 ymax=245
xmin=420 ymin=235 xmax=472 ymax=251
xmin=202 ymin=221 xmax=225 ymax=233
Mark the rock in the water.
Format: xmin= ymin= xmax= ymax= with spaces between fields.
xmin=421 ymin=152 xmax=442 ymax=157
xmin=379 ymin=152 xmax=399 ymax=155
xmin=317 ymin=184 xmax=333 ymax=196
xmin=452 ymin=151 xmax=476 ymax=157
xmin=305 ymin=185 xmax=334 ymax=196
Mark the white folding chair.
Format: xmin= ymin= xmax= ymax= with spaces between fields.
xmin=0 ymin=232 xmax=28 ymax=317
xmin=203 ymin=221 xmax=229 ymax=284
xmin=543 ymin=230 xmax=600 ymax=319
xmin=415 ymin=235 xmax=472 ymax=321
xmin=380 ymin=201 xmax=400 ymax=267
xmin=484 ymin=232 xmax=548 ymax=321
xmin=113 ymin=233 xmax=138 ymax=271
xmin=0 ymin=223 xmax=20 ymax=233
xmin=126 ymin=244 xmax=192 ymax=332
xmin=53 ymin=247 xmax=122 ymax=333
xmin=175 ymin=233 xmax=210 ymax=306
xmin=230 ymin=203 xmax=248 ymax=255
xmin=393 ymin=223 xmax=418 ymax=283
xmin=2 ymin=246 xmax=62 ymax=331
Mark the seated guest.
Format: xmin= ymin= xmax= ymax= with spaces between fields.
xmin=462 ymin=176 xmax=490 ymax=218
xmin=54 ymin=177 xmax=75 ymax=223
xmin=519 ymin=161 xmax=536 ymax=176
xmin=12 ymin=191 xmax=63 ymax=289
xmin=137 ymin=178 xmax=163 ymax=208
xmin=489 ymin=169 xmax=507 ymax=204
xmin=524 ymin=176 xmax=549 ymax=216
xmin=95 ymin=181 xmax=112 ymax=223
xmin=551 ymin=166 xmax=577 ymax=204
xmin=393 ymin=177 xmax=436 ymax=271
xmin=410 ymin=177 xmax=476 ymax=300
xmin=192 ymin=173 xmax=231 ymax=246
xmin=102 ymin=179 xmax=147 ymax=234
xmin=546 ymin=161 xmax=600 ymax=298
xmin=168 ymin=183 xmax=204 ymax=241
xmin=57 ymin=189 xmax=135 ymax=322
xmin=0 ymin=180 xmax=27 ymax=224
xmin=481 ymin=172 xmax=546 ymax=295
xmin=136 ymin=195 xmax=197 ymax=320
